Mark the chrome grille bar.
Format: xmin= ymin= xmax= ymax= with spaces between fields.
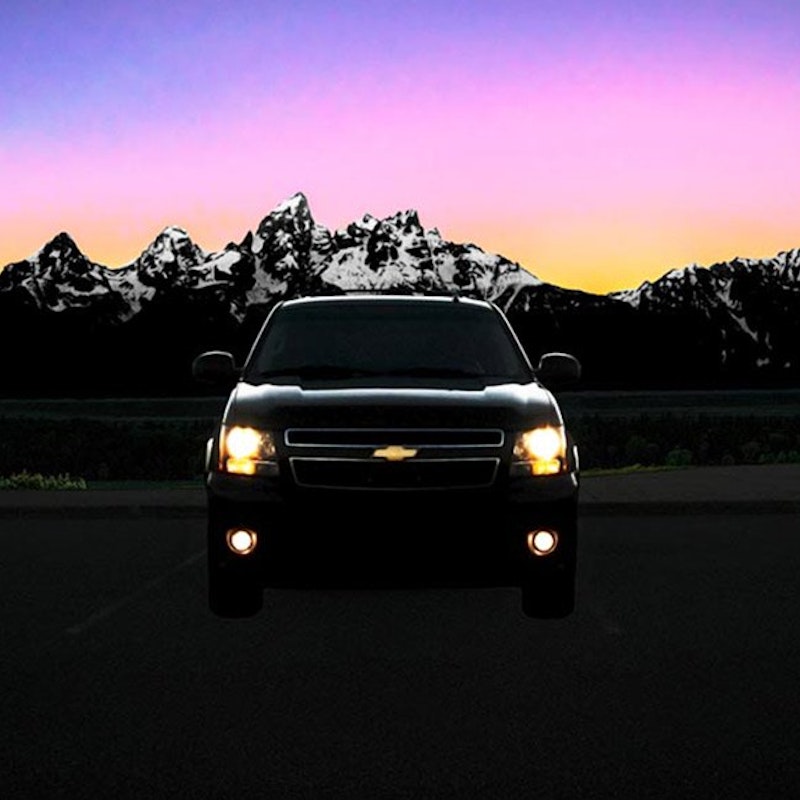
xmin=284 ymin=428 xmax=504 ymax=448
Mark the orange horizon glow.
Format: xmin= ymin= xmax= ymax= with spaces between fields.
xmin=2 ymin=200 xmax=796 ymax=297
xmin=2 ymin=1 xmax=799 ymax=296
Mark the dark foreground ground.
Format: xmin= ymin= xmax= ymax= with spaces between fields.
xmin=2 ymin=471 xmax=800 ymax=799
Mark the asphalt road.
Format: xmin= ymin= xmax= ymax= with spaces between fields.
xmin=2 ymin=513 xmax=800 ymax=799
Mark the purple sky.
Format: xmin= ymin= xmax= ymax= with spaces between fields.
xmin=2 ymin=0 xmax=798 ymax=293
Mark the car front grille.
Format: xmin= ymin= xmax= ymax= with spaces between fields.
xmin=284 ymin=428 xmax=504 ymax=490
xmin=290 ymin=457 xmax=499 ymax=490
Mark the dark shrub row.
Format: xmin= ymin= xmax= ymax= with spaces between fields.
xmin=0 ymin=418 xmax=214 ymax=481
xmin=570 ymin=413 xmax=800 ymax=470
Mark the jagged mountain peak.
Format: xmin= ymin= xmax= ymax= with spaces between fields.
xmin=44 ymin=231 xmax=80 ymax=250
xmin=274 ymin=191 xmax=310 ymax=214
xmin=261 ymin=192 xmax=312 ymax=224
xmin=23 ymin=232 xmax=102 ymax=291
xmin=35 ymin=231 xmax=86 ymax=264
xmin=155 ymin=225 xmax=192 ymax=243
xmin=612 ymin=261 xmax=710 ymax=304
xmin=254 ymin=192 xmax=315 ymax=243
xmin=134 ymin=226 xmax=205 ymax=269
xmin=337 ymin=214 xmax=379 ymax=238
xmin=383 ymin=208 xmax=422 ymax=232
xmin=613 ymin=246 xmax=800 ymax=309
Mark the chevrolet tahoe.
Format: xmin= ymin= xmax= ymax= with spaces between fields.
xmin=193 ymin=294 xmax=581 ymax=619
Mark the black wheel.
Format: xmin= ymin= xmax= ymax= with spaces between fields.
xmin=208 ymin=566 xmax=263 ymax=618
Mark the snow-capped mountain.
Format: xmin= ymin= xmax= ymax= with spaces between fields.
xmin=0 ymin=192 xmax=798 ymax=395
xmin=0 ymin=192 xmax=540 ymax=325
xmin=0 ymin=231 xmax=124 ymax=315
xmin=609 ymin=249 xmax=800 ymax=372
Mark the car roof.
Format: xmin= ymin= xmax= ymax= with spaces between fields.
xmin=280 ymin=293 xmax=495 ymax=311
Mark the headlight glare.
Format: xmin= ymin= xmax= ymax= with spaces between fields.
xmin=513 ymin=425 xmax=566 ymax=476
xmin=226 ymin=427 xmax=265 ymax=460
xmin=221 ymin=425 xmax=277 ymax=475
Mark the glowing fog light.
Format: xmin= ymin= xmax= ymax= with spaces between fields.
xmin=527 ymin=529 xmax=559 ymax=557
xmin=226 ymin=527 xmax=258 ymax=555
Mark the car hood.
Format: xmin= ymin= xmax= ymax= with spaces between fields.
xmin=223 ymin=380 xmax=563 ymax=430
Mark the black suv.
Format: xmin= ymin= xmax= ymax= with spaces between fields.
xmin=193 ymin=294 xmax=581 ymax=619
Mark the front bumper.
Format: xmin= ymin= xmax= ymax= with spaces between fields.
xmin=206 ymin=466 xmax=578 ymax=504
xmin=205 ymin=469 xmax=579 ymax=588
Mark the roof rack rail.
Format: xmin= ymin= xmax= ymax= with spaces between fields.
xmin=335 ymin=287 xmax=464 ymax=298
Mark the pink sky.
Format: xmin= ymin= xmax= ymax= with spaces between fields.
xmin=2 ymin=0 xmax=798 ymax=294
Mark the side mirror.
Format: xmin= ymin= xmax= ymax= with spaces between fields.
xmin=192 ymin=351 xmax=239 ymax=384
xmin=536 ymin=352 xmax=581 ymax=389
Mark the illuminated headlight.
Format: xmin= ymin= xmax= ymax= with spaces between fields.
xmin=512 ymin=425 xmax=567 ymax=476
xmin=220 ymin=425 xmax=277 ymax=475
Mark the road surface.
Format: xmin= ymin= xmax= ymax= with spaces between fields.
xmin=2 ymin=512 xmax=799 ymax=798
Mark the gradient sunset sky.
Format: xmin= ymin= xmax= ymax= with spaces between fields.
xmin=2 ymin=0 xmax=798 ymax=294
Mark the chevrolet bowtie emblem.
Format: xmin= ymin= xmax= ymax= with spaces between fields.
xmin=372 ymin=445 xmax=418 ymax=461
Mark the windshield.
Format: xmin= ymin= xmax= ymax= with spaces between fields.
xmin=243 ymin=299 xmax=533 ymax=385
